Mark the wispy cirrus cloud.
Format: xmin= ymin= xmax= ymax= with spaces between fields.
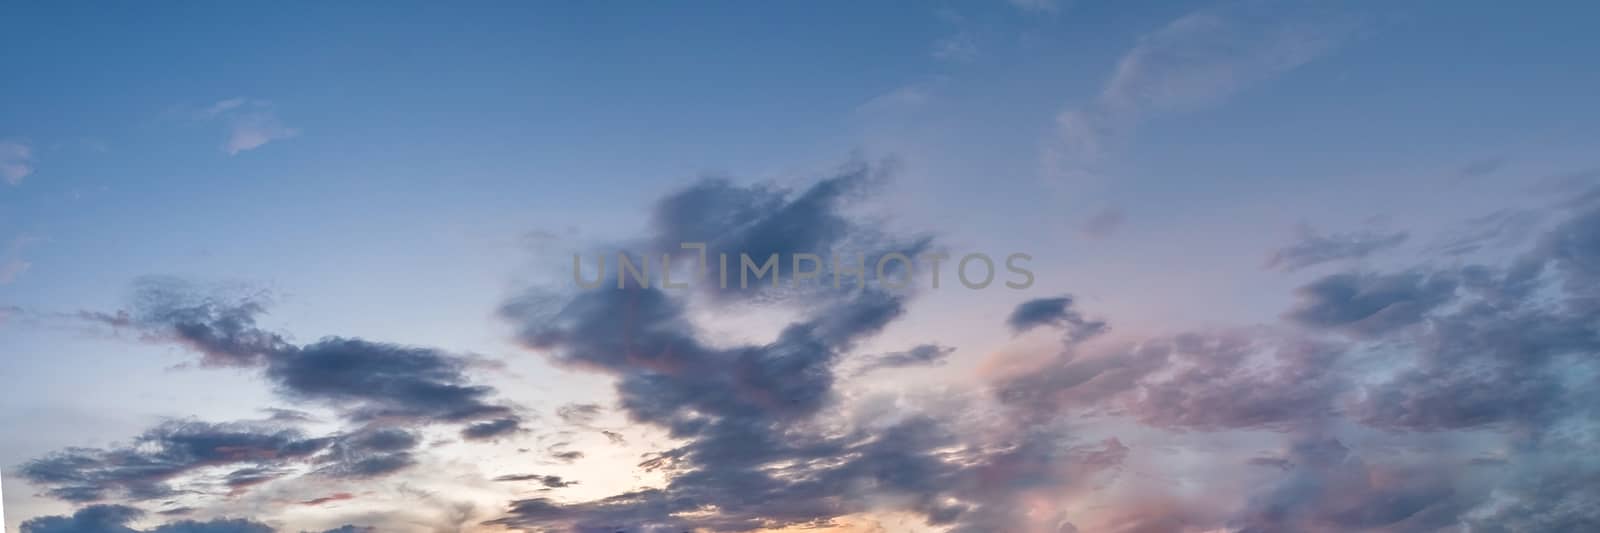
xmin=1048 ymin=3 xmax=1354 ymax=181
xmin=203 ymin=98 xmax=299 ymax=155
xmin=1 ymin=234 xmax=40 ymax=285
xmin=1265 ymin=223 xmax=1409 ymax=272
xmin=1009 ymin=0 xmax=1062 ymax=14
xmin=0 ymin=139 xmax=34 ymax=185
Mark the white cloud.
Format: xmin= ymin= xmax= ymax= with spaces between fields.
xmin=0 ymin=235 xmax=38 ymax=285
xmin=1047 ymin=4 xmax=1353 ymax=181
xmin=224 ymin=112 xmax=300 ymax=155
xmin=205 ymin=97 xmax=252 ymax=117
xmin=204 ymin=98 xmax=300 ymax=155
xmin=0 ymin=140 xmax=34 ymax=185
xmin=0 ymin=259 xmax=29 ymax=284
xmin=932 ymin=32 xmax=979 ymax=62
xmin=856 ymin=82 xmax=936 ymax=115
xmin=1009 ymin=0 xmax=1063 ymax=14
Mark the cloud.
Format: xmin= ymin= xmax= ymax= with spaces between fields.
xmin=854 ymin=343 xmax=955 ymax=375
xmin=1126 ymin=332 xmax=1346 ymax=431
xmin=1080 ymin=208 xmax=1125 ymax=238
xmin=1464 ymin=463 xmax=1600 ymax=531
xmin=637 ymin=159 xmax=930 ymax=303
xmin=1005 ymin=295 xmax=1107 ymax=341
xmin=554 ymin=403 xmax=604 ymax=426
xmin=932 ymin=32 xmax=978 ymax=62
xmin=261 ymin=408 xmax=317 ymax=423
xmin=1048 ymin=4 xmax=1351 ymax=180
xmin=491 ymin=171 xmax=1144 ymax=532
xmin=986 ymin=199 xmax=1600 ymax=530
xmin=0 ymin=257 xmax=29 ymax=284
xmin=1455 ymin=156 xmax=1507 ymax=181
xmin=20 ymin=505 xmax=271 ymax=533
xmin=491 ymin=474 xmax=579 ymax=488
xmin=1227 ymin=436 xmax=1473 ymax=532
xmin=460 ymin=418 xmax=524 ymax=440
xmin=314 ymin=427 xmax=423 ymax=479
xmin=269 ymin=338 xmax=515 ymax=424
xmin=1265 ymin=223 xmax=1409 ymax=272
xmin=1284 ymin=270 xmax=1458 ymax=337
xmin=20 ymin=419 xmax=427 ymax=508
xmin=0 ymin=139 xmax=34 ymax=184
xmin=547 ymin=449 xmax=584 ymax=463
xmin=29 ymin=159 xmax=1600 ymax=531
xmin=20 ymin=505 xmax=364 ymax=533
xmin=298 ymin=493 xmax=356 ymax=506
xmin=1428 ymin=209 xmax=1544 ymax=256
xmin=1 ymin=234 xmax=39 ymax=285
xmin=20 ymin=420 xmax=332 ymax=502
xmin=81 ymin=277 xmax=522 ymax=432
xmin=202 ymin=98 xmax=298 ymax=155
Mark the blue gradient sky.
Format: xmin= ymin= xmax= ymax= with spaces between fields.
xmin=3 ymin=1 xmax=1600 ymax=532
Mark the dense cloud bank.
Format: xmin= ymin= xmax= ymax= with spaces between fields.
xmin=483 ymin=167 xmax=1600 ymax=531
xmin=19 ymin=164 xmax=1600 ymax=532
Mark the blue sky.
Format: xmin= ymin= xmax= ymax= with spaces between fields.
xmin=3 ymin=1 xmax=1600 ymax=532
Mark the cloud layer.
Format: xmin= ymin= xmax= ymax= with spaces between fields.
xmin=18 ymin=164 xmax=1600 ymax=532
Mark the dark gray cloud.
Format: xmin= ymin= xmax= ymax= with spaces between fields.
xmin=460 ymin=418 xmax=524 ymax=440
xmin=487 ymin=413 xmax=1128 ymax=533
xmin=637 ymin=160 xmax=931 ymax=303
xmin=554 ymin=403 xmax=603 ymax=426
xmin=297 ymin=493 xmax=355 ymax=506
xmin=1225 ymin=206 xmax=1600 ymax=531
xmin=492 ymin=173 xmax=1137 ymax=531
xmin=492 ymin=474 xmax=579 ymax=488
xmin=1464 ymin=462 xmax=1600 ymax=532
xmin=854 ymin=343 xmax=954 ymax=375
xmin=1344 ymin=273 xmax=1599 ymax=432
xmin=260 ymin=408 xmax=317 ymax=423
xmin=310 ymin=427 xmax=422 ymax=479
xmin=20 ymin=421 xmax=422 ymax=505
xmin=267 ymin=338 xmax=514 ymax=425
xmin=992 ymin=337 xmax=1171 ymax=421
xmin=222 ymin=467 xmax=283 ymax=493
xmin=19 ymin=505 xmax=367 ymax=533
xmin=1265 ymin=224 xmax=1409 ymax=272
xmin=1005 ymin=295 xmax=1107 ymax=341
xmin=1536 ymin=203 xmax=1600 ymax=292
xmin=21 ymin=421 xmax=332 ymax=502
xmin=1228 ymin=436 xmax=1475 ymax=533
xmin=1284 ymin=270 xmax=1458 ymax=337
xmin=546 ymin=447 xmax=585 ymax=463
xmin=82 ymin=279 xmax=522 ymax=435
xmin=20 ymin=505 xmax=273 ymax=533
xmin=981 ymin=203 xmax=1600 ymax=532
xmin=503 ymin=284 xmax=905 ymax=428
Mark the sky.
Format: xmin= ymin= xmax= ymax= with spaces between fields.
xmin=2 ymin=1 xmax=1599 ymax=532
